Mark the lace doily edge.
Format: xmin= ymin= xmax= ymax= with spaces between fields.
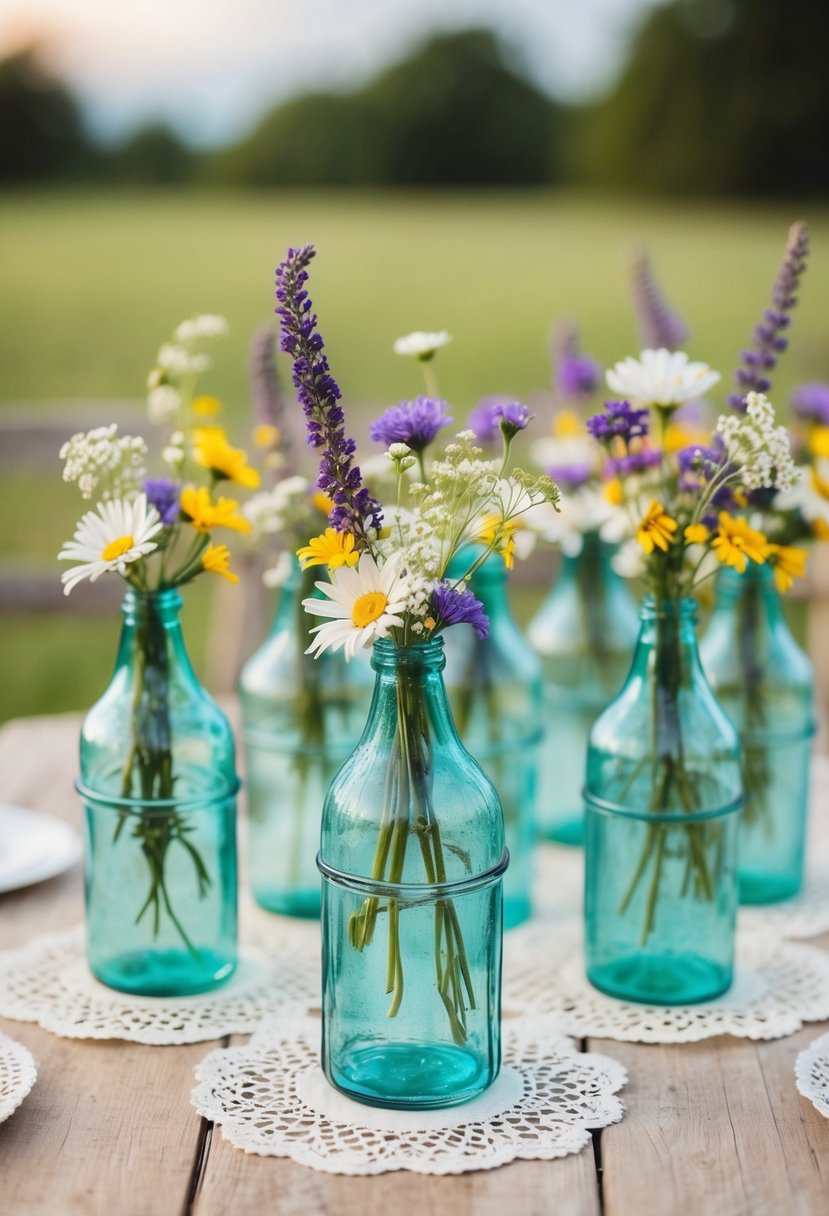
xmin=0 ymin=1037 xmax=37 ymax=1123
xmin=795 ymin=1030 xmax=829 ymax=1115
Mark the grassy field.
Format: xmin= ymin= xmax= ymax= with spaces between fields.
xmin=1 ymin=187 xmax=827 ymax=723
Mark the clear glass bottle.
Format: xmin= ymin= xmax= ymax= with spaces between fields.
xmin=700 ymin=564 xmax=815 ymax=904
xmin=319 ymin=637 xmax=506 ymax=1110
xmin=240 ymin=559 xmax=370 ymax=917
xmin=584 ymin=597 xmax=743 ymax=1005
xmin=528 ymin=531 xmax=640 ymax=845
xmin=443 ymin=555 xmax=542 ymax=928
xmin=78 ymin=588 xmax=238 ymax=996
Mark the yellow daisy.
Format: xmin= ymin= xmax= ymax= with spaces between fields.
xmin=765 ymin=544 xmax=808 ymax=593
xmin=603 ymin=477 xmax=623 ymax=506
xmin=684 ymin=523 xmax=710 ymax=545
xmin=312 ymin=490 xmax=336 ymax=516
xmin=808 ymin=426 xmax=829 ymax=459
xmin=192 ymin=395 xmax=222 ymax=418
xmin=636 ymin=500 xmax=678 ymax=554
xmin=192 ymin=427 xmax=260 ymax=489
xmin=202 ymin=543 xmax=238 ymax=584
xmin=711 ymin=513 xmax=768 ymax=573
xmin=297 ymin=528 xmax=360 ymax=571
xmin=253 ymin=423 xmax=280 ymax=449
xmin=180 ymin=486 xmax=252 ymax=535
xmin=553 ymin=410 xmax=582 ymax=438
xmin=476 ymin=514 xmax=525 ymax=570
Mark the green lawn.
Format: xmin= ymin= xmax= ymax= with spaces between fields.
xmin=1 ymin=187 xmax=827 ymax=723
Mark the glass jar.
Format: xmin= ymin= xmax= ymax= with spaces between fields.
xmin=319 ymin=637 xmax=506 ymax=1110
xmin=77 ymin=589 xmax=238 ymax=996
xmin=584 ymin=597 xmax=743 ymax=1005
xmin=528 ymin=531 xmax=640 ymax=845
xmin=443 ymin=555 xmax=542 ymax=928
xmin=700 ymin=564 xmax=815 ymax=904
xmin=240 ymin=559 xmax=370 ymax=917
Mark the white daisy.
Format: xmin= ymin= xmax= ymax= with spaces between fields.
xmin=58 ymin=494 xmax=164 ymax=595
xmin=303 ymin=551 xmax=411 ymax=659
xmin=393 ymin=331 xmax=452 ymax=359
xmin=774 ymin=461 xmax=829 ymax=530
xmin=606 ymin=349 xmax=720 ymax=410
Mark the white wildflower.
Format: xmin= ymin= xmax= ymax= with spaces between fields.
xmin=174 ymin=314 xmax=229 ymax=345
xmin=715 ymin=392 xmax=796 ymax=492
xmin=393 ymin=331 xmax=452 ymax=359
xmin=606 ymin=349 xmax=720 ymax=409
xmin=303 ymin=552 xmax=411 ymax=660
xmin=147 ymin=384 xmax=182 ymax=425
xmin=58 ymin=494 xmax=163 ymax=595
xmin=156 ymin=344 xmax=210 ymax=377
xmin=263 ymin=551 xmax=294 ymax=589
xmin=60 ymin=425 xmax=147 ymax=501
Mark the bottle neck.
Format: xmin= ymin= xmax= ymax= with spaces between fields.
xmin=560 ymin=530 xmax=615 ymax=595
xmin=629 ymin=596 xmax=702 ymax=690
xmin=714 ymin=563 xmax=782 ymax=630
xmin=117 ymin=588 xmax=197 ymax=684
xmin=367 ymin=637 xmax=456 ymax=746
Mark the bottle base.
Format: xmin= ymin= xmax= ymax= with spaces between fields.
xmin=543 ymin=815 xmax=584 ymax=848
xmin=587 ymin=953 xmax=732 ymax=1005
xmin=89 ymin=947 xmax=237 ymax=996
xmin=326 ymin=1040 xmax=496 ymax=1110
xmin=253 ymin=887 xmax=321 ymax=919
xmin=739 ymin=870 xmax=802 ymax=905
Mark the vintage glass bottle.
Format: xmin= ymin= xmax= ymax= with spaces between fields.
xmin=319 ymin=637 xmax=506 ymax=1109
xmin=528 ymin=532 xmax=640 ymax=845
xmin=700 ymin=564 xmax=815 ymax=904
xmin=78 ymin=588 xmax=238 ymax=996
xmin=240 ymin=558 xmax=370 ymax=917
xmin=584 ymin=598 xmax=743 ymax=1005
xmin=443 ymin=554 xmax=542 ymax=928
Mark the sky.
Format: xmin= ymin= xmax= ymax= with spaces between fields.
xmin=0 ymin=0 xmax=668 ymax=146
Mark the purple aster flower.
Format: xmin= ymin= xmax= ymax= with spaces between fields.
xmin=431 ymin=582 xmax=489 ymax=640
xmin=467 ymin=397 xmax=532 ymax=444
xmin=275 ymin=245 xmax=382 ymax=540
xmin=606 ymin=449 xmax=662 ymax=478
xmin=547 ymin=462 xmax=593 ymax=490
xmin=369 ymin=396 xmax=452 ymax=452
xmin=630 ymin=247 xmax=690 ymax=352
xmin=587 ymin=400 xmax=650 ymax=446
xmin=677 ymin=443 xmax=723 ymax=491
xmin=792 ymin=382 xmax=829 ymax=426
xmin=729 ymin=221 xmax=810 ymax=410
xmin=143 ymin=477 xmax=180 ymax=525
xmin=551 ymin=320 xmax=602 ymax=402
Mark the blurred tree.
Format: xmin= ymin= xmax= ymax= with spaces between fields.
xmin=212 ymin=29 xmax=559 ymax=187
xmin=0 ymin=45 xmax=96 ymax=183
xmin=109 ymin=123 xmax=195 ymax=185
xmin=573 ymin=0 xmax=829 ymax=196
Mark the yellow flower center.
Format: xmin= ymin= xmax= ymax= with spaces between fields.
xmin=352 ymin=591 xmax=388 ymax=629
xmin=101 ymin=535 xmax=134 ymax=561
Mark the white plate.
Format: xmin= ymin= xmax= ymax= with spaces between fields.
xmin=0 ymin=804 xmax=81 ymax=894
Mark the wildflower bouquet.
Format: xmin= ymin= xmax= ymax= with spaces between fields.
xmin=60 ymin=315 xmax=255 ymax=957
xmin=275 ymin=245 xmax=557 ymax=1041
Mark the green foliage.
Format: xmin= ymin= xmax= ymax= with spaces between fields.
xmin=110 ymin=124 xmax=196 ymax=186
xmin=0 ymin=46 xmax=97 ymax=183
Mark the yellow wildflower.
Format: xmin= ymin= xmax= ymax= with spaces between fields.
xmin=811 ymin=465 xmax=829 ymax=501
xmin=684 ymin=523 xmax=710 ymax=545
xmin=253 ymin=423 xmax=280 ymax=449
xmin=312 ymin=490 xmax=336 ymax=516
xmin=180 ymin=486 xmax=252 ymax=535
xmin=477 ymin=514 xmax=524 ymax=570
xmin=553 ymin=410 xmax=582 ymax=438
xmin=604 ymin=478 xmax=623 ymax=506
xmin=636 ymin=501 xmax=678 ymax=555
xmin=814 ymin=519 xmax=829 ymax=541
xmin=202 ymin=543 xmax=238 ymax=584
xmin=192 ymin=427 xmax=260 ymax=489
xmin=765 ymin=544 xmax=808 ymax=593
xmin=297 ymin=528 xmax=359 ymax=571
xmin=809 ymin=426 xmax=829 ymax=459
xmin=192 ymin=395 xmax=222 ymax=418
xmin=711 ymin=512 xmax=768 ymax=573
xmin=663 ymin=423 xmax=709 ymax=454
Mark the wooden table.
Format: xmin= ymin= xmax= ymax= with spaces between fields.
xmin=2 ymin=712 xmax=828 ymax=1216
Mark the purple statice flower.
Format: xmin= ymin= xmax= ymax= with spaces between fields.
xmin=729 ymin=221 xmax=810 ymax=410
xmin=143 ymin=477 xmax=180 ymax=525
xmin=467 ymin=397 xmax=532 ymax=444
xmin=551 ymin=320 xmax=602 ymax=402
xmin=606 ymin=449 xmax=662 ymax=478
xmin=677 ymin=443 xmax=723 ymax=492
xmin=431 ymin=582 xmax=489 ymax=640
xmin=792 ymin=382 xmax=829 ymax=426
xmin=275 ymin=245 xmax=382 ymax=539
xmin=630 ymin=247 xmax=690 ymax=351
xmin=370 ymin=396 xmax=451 ymax=452
xmin=587 ymin=401 xmax=649 ymax=446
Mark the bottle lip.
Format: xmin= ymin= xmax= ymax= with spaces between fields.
xmin=121 ymin=586 xmax=184 ymax=614
xmin=371 ymin=635 xmax=446 ymax=670
xmin=317 ymin=847 xmax=509 ymax=899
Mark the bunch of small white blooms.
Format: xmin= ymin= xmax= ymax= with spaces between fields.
xmin=374 ymin=505 xmax=442 ymax=579
xmin=146 ymin=314 xmax=229 ymax=425
xmin=410 ymin=431 xmax=499 ymax=542
xmin=242 ymin=475 xmax=312 ymax=543
xmin=174 ymin=314 xmax=229 ymax=345
xmin=161 ymin=430 xmax=187 ymax=469
xmin=60 ymin=425 xmax=148 ymax=501
xmin=403 ymin=573 xmax=438 ymax=635
xmin=147 ymin=382 xmax=182 ymax=425
xmin=716 ymin=392 xmax=797 ymax=492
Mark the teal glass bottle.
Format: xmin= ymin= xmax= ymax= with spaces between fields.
xmin=584 ymin=597 xmax=743 ymax=1005
xmin=240 ymin=559 xmax=370 ymax=918
xmin=528 ymin=531 xmax=640 ymax=846
xmin=319 ymin=637 xmax=506 ymax=1110
xmin=443 ymin=555 xmax=542 ymax=928
xmin=700 ymin=564 xmax=815 ymax=904
xmin=77 ymin=588 xmax=238 ymax=996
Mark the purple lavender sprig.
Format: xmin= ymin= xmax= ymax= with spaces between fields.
xmin=275 ymin=245 xmax=382 ymax=540
xmin=630 ymin=247 xmax=690 ymax=352
xmin=729 ymin=221 xmax=810 ymax=411
xmin=587 ymin=401 xmax=649 ymax=446
xmin=431 ymin=582 xmax=489 ymax=640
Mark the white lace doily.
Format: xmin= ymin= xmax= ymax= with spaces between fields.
xmin=192 ymin=1014 xmax=626 ymax=1175
xmin=795 ymin=1030 xmax=829 ymax=1118
xmin=504 ymin=921 xmax=829 ymax=1043
xmin=0 ymin=923 xmax=319 ymax=1045
xmin=0 ymin=1031 xmax=37 ymax=1123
